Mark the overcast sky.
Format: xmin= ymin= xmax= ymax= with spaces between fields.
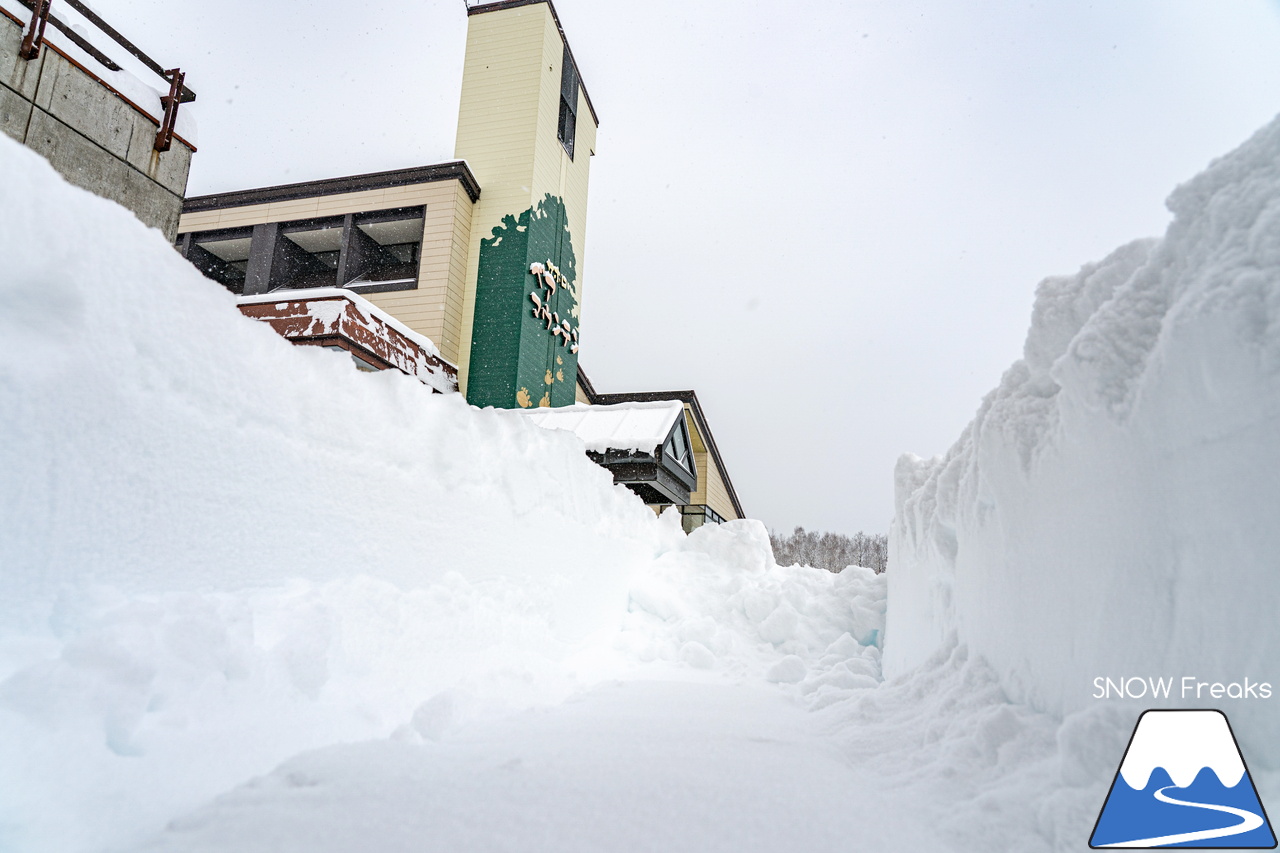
xmin=100 ymin=0 xmax=1280 ymax=535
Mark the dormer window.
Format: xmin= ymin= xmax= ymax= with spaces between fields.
xmin=664 ymin=416 xmax=695 ymax=477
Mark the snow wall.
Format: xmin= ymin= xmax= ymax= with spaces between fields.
xmin=0 ymin=135 xmax=672 ymax=643
xmin=0 ymin=135 xmax=889 ymax=852
xmin=886 ymin=114 xmax=1280 ymax=764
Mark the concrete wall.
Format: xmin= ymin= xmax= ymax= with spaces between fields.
xmin=0 ymin=11 xmax=193 ymax=240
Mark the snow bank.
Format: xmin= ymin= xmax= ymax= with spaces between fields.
xmin=617 ymin=517 xmax=886 ymax=706
xmin=0 ymin=132 xmax=661 ymax=849
xmin=0 ymin=134 xmax=893 ymax=852
xmin=887 ymin=113 xmax=1280 ymax=764
xmin=0 ymin=574 xmax=599 ymax=852
xmin=0 ymin=132 xmax=662 ymax=639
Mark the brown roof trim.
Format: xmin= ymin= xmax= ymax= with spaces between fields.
xmin=587 ymin=384 xmax=745 ymax=520
xmin=183 ymin=161 xmax=482 ymax=213
xmin=466 ymin=0 xmax=600 ymax=127
xmin=575 ymin=365 xmax=600 ymax=401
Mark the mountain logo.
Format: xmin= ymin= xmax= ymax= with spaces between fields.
xmin=1090 ymin=709 xmax=1276 ymax=848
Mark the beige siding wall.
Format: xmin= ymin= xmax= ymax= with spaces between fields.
xmin=682 ymin=406 xmax=739 ymax=521
xmin=453 ymin=5 xmax=547 ymax=394
xmin=689 ymin=450 xmax=709 ymax=504
xmin=176 ymin=179 xmax=473 ymax=364
xmin=559 ymin=79 xmax=596 ymax=324
xmin=686 ymin=408 xmax=709 ymax=504
xmin=453 ymin=2 xmax=598 ymax=392
xmin=703 ymin=457 xmax=738 ymax=522
xmin=529 ymin=12 xmax=596 ymax=324
xmin=688 ymin=448 xmax=737 ymax=521
xmin=364 ymin=180 xmax=473 ymax=364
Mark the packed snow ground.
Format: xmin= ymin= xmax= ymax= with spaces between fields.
xmin=2 ymin=109 xmax=1279 ymax=852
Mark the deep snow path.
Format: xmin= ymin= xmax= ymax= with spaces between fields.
xmin=132 ymin=679 xmax=940 ymax=853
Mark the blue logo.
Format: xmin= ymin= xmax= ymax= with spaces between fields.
xmin=1091 ymin=710 xmax=1276 ymax=848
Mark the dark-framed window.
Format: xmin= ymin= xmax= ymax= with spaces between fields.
xmin=272 ymin=216 xmax=346 ymax=291
xmin=178 ymin=227 xmax=253 ymax=293
xmin=557 ymin=43 xmax=578 ymax=159
xmin=679 ymin=504 xmax=726 ymax=534
xmin=177 ymin=205 xmax=425 ymax=296
xmin=339 ymin=207 xmax=424 ymax=292
xmin=663 ymin=416 xmax=695 ymax=478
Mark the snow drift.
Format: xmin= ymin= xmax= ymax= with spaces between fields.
xmin=0 ymin=134 xmax=889 ymax=852
xmin=0 ymin=132 xmax=664 ymax=642
xmin=0 ymin=131 xmax=660 ymax=849
xmin=887 ymin=113 xmax=1280 ymax=764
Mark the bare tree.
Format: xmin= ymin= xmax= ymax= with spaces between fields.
xmin=769 ymin=526 xmax=888 ymax=574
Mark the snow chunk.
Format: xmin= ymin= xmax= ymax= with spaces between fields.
xmin=765 ymin=655 xmax=807 ymax=684
xmin=679 ymin=641 xmax=716 ymax=670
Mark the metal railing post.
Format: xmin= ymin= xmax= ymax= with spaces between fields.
xmin=153 ymin=67 xmax=184 ymax=152
xmin=18 ymin=0 xmax=51 ymax=60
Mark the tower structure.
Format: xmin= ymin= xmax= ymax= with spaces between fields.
xmin=455 ymin=0 xmax=598 ymax=408
xmin=173 ymin=0 xmax=746 ymax=525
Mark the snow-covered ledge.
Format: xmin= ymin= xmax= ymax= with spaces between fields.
xmin=238 ymin=288 xmax=458 ymax=394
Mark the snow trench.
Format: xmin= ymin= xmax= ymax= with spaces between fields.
xmin=5 ymin=98 xmax=1280 ymax=853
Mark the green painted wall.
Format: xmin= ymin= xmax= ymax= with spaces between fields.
xmin=466 ymin=194 xmax=580 ymax=409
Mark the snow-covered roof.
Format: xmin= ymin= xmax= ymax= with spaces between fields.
xmin=517 ymin=400 xmax=686 ymax=454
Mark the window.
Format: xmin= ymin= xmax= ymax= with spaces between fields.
xmin=272 ymin=217 xmax=345 ymax=291
xmin=557 ymin=43 xmax=578 ymax=159
xmin=679 ymin=504 xmax=725 ymax=534
xmin=340 ymin=208 xmax=424 ymax=291
xmin=663 ymin=417 xmax=695 ymax=477
xmin=181 ymin=228 xmax=252 ymax=293
xmin=178 ymin=206 xmax=425 ymax=296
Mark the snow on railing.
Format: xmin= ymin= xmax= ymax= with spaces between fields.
xmin=4 ymin=0 xmax=197 ymax=148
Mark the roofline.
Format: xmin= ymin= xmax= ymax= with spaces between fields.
xmin=182 ymin=161 xmax=482 ymax=213
xmin=585 ymin=385 xmax=746 ymax=519
xmin=575 ymin=365 xmax=600 ymax=401
xmin=466 ymin=0 xmax=600 ymax=127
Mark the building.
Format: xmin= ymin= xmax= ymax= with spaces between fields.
xmin=177 ymin=0 xmax=593 ymax=409
xmin=574 ymin=371 xmax=745 ymax=532
xmin=1 ymin=0 xmax=196 ymax=239
xmin=519 ymin=398 xmax=698 ymax=504
xmin=173 ymin=0 xmax=743 ymax=529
